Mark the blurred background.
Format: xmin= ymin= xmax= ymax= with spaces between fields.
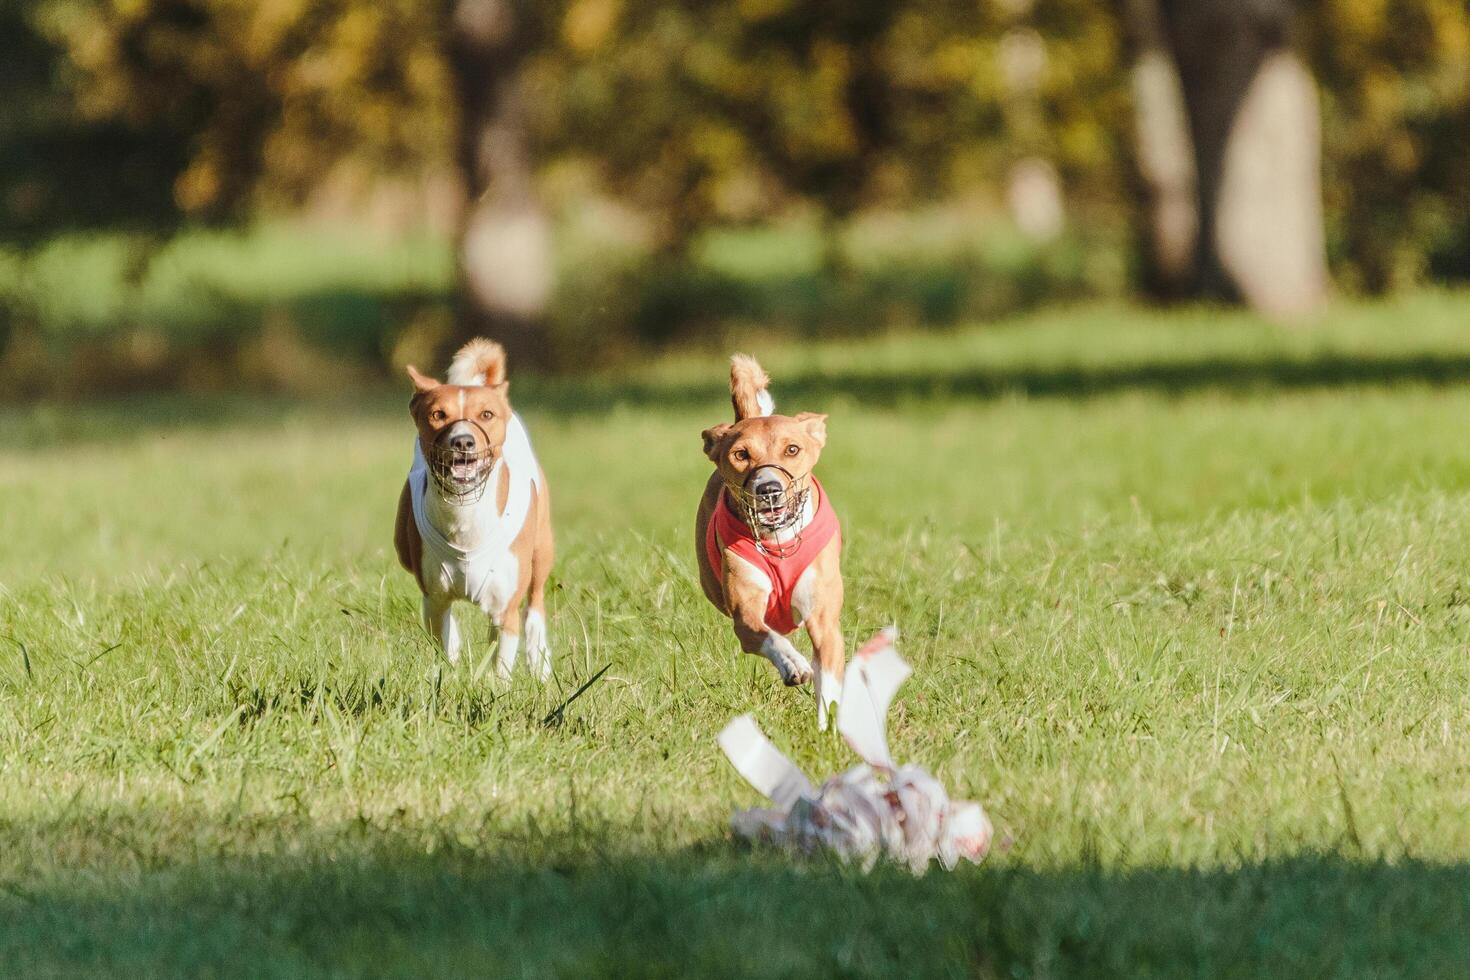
xmin=0 ymin=0 xmax=1466 ymax=396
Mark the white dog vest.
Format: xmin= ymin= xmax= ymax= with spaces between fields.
xmin=409 ymin=414 xmax=541 ymax=609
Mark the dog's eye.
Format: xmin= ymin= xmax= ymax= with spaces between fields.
xmin=430 ymin=410 xmax=447 ymax=422
xmin=479 ymin=410 xmax=494 ymax=421
xmin=784 ymin=444 xmax=800 ymax=456
xmin=733 ymin=448 xmax=749 ymax=462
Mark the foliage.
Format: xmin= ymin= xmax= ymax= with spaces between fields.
xmin=0 ymin=0 xmax=190 ymax=240
xmin=10 ymin=0 xmax=1133 ymax=243
xmin=3 ymin=0 xmax=1468 ymax=296
xmin=17 ymin=0 xmax=451 ymax=225
xmin=1306 ymin=0 xmax=1470 ymax=290
xmin=536 ymin=0 xmax=1130 ymax=245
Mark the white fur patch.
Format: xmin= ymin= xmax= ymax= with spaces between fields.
xmin=725 ymin=552 xmax=774 ymax=596
xmin=496 ymin=633 xmax=520 ymax=680
xmin=446 ymin=350 xmax=486 ymax=386
xmin=525 ymin=609 xmax=551 ymax=682
xmin=815 ymin=666 xmax=841 ymax=732
xmin=756 ymin=389 xmax=775 ymax=416
xmin=789 ymin=563 xmax=819 ymax=627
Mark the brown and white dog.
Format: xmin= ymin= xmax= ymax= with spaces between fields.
xmin=394 ymin=339 xmax=554 ymax=679
xmin=696 ymin=355 xmax=846 ymax=729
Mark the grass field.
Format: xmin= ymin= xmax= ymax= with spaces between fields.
xmin=6 ymin=291 xmax=1470 ymax=976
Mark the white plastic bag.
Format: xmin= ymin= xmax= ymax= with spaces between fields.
xmin=718 ymin=627 xmax=992 ymax=873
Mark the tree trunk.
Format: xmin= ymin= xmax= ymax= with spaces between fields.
xmin=1148 ymin=0 xmax=1328 ymax=319
xmin=1125 ymin=0 xmax=1198 ymax=297
xmin=445 ymin=0 xmax=552 ymax=366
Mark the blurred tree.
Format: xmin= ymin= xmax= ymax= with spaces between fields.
xmin=1130 ymin=0 xmax=1328 ymax=318
xmin=1305 ymin=0 xmax=1470 ymax=291
xmin=540 ymin=0 xmax=1128 ymax=259
xmin=0 ymin=0 xmax=191 ymax=242
xmin=25 ymin=0 xmax=452 ymax=223
xmin=20 ymin=0 xmax=562 ymax=361
xmin=1124 ymin=0 xmax=1196 ymax=297
xmin=446 ymin=0 xmax=554 ymax=364
xmin=9 ymin=0 xmax=1466 ymax=358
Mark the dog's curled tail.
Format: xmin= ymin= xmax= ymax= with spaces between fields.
xmin=446 ymin=338 xmax=508 ymax=386
xmin=730 ymin=353 xmax=774 ymax=420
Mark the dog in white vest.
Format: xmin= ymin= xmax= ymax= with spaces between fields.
xmin=393 ymin=339 xmax=554 ymax=679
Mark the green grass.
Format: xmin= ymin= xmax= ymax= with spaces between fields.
xmin=0 ymin=212 xmax=1109 ymax=341
xmin=7 ymin=291 xmax=1470 ymax=975
xmin=0 ymin=223 xmax=450 ymax=339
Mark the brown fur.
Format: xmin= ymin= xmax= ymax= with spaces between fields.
xmin=693 ymin=355 xmax=845 ymax=705
xmin=394 ymin=481 xmax=425 ymax=592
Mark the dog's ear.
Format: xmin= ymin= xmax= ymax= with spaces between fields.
xmin=406 ymin=365 xmax=441 ymax=393
xmin=701 ymin=424 xmax=733 ymax=461
xmin=795 ymin=412 xmax=827 ymax=448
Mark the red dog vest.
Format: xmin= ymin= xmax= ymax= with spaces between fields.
xmin=706 ymin=477 xmax=840 ymax=636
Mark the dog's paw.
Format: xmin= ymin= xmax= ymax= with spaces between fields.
xmin=525 ymin=610 xmax=552 ymax=683
xmin=529 ymin=652 xmax=552 ymax=683
xmin=785 ymin=656 xmax=813 ymax=686
xmin=761 ymin=635 xmax=812 ymax=686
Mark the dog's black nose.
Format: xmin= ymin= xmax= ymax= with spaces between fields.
xmin=448 ymin=432 xmax=477 ymax=453
xmin=755 ymin=477 xmax=784 ymax=498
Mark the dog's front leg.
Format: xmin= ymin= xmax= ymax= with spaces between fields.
xmin=804 ymin=604 xmax=845 ymax=731
xmin=523 ymin=607 xmax=551 ymax=683
xmin=423 ymin=594 xmax=462 ymax=663
xmin=494 ymin=602 xmax=522 ymax=680
xmin=732 ymin=611 xmax=812 ymax=686
xmin=725 ymin=556 xmax=812 ymax=686
xmin=794 ymin=544 xmax=845 ymax=730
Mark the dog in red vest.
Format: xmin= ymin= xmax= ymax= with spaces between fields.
xmin=696 ymin=355 xmax=846 ymax=729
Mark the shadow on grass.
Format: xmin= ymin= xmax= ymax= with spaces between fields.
xmin=534 ymin=351 xmax=1470 ymax=416
xmin=2 ymin=841 xmax=1468 ymax=978
xmin=0 ymin=391 xmax=340 ymax=450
